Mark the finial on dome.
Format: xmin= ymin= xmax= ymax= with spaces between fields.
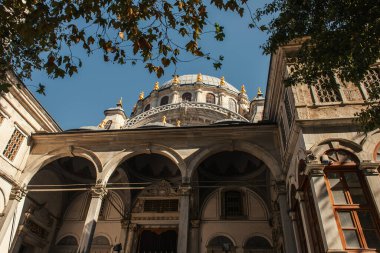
xmin=176 ymin=119 xmax=181 ymax=127
xmin=220 ymin=76 xmax=225 ymax=86
xmin=162 ymin=115 xmax=167 ymax=124
xmin=241 ymin=84 xmax=246 ymax=94
xmin=154 ymin=81 xmax=159 ymax=91
xmin=257 ymin=87 xmax=263 ymax=96
xmin=139 ymin=91 xmax=144 ymax=100
xmin=197 ymin=73 xmax=202 ymax=82
xmin=173 ymin=75 xmax=179 ymax=85
xmin=117 ymin=97 xmax=123 ymax=107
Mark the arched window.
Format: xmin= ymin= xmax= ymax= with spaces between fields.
xmin=206 ymin=93 xmax=216 ymax=104
xmin=104 ymin=120 xmax=112 ymax=130
xmin=91 ymin=236 xmax=111 ymax=253
xmin=207 ymin=236 xmax=235 ymax=253
xmin=160 ymin=96 xmax=169 ymax=106
xmin=375 ymin=142 xmax=380 ymax=161
xmin=223 ymin=190 xmax=243 ymax=218
xmin=228 ymin=98 xmax=237 ymax=112
xmin=144 ymin=104 xmax=151 ymax=111
xmin=244 ymin=236 xmax=273 ymax=253
xmin=324 ymin=149 xmax=380 ymax=250
xmin=182 ymin=92 xmax=192 ymax=102
xmin=57 ymin=236 xmax=78 ymax=246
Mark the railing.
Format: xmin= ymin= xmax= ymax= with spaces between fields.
xmin=123 ymin=102 xmax=248 ymax=128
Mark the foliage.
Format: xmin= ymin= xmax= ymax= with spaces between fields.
xmin=0 ymin=0 xmax=244 ymax=93
xmin=251 ymin=0 xmax=380 ymax=131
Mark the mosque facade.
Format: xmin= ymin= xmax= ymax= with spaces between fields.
xmin=0 ymin=42 xmax=380 ymax=253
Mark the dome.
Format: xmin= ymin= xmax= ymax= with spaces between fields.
xmin=159 ymin=74 xmax=240 ymax=93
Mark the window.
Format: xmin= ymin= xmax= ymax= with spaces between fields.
xmin=207 ymin=236 xmax=235 ymax=253
xmin=228 ymin=98 xmax=237 ymax=112
xmin=144 ymin=199 xmax=178 ymax=212
xmin=224 ymin=191 xmax=243 ymax=217
xmin=314 ymin=77 xmax=342 ymax=103
xmin=375 ymin=143 xmax=380 ymax=161
xmin=244 ymin=236 xmax=273 ymax=253
xmin=160 ymin=96 xmax=169 ymax=106
xmin=144 ymin=104 xmax=151 ymax=111
xmin=104 ymin=120 xmax=112 ymax=130
xmin=206 ymin=93 xmax=216 ymax=104
xmin=3 ymin=129 xmax=25 ymax=161
xmin=361 ymin=69 xmax=380 ymax=97
xmin=182 ymin=92 xmax=192 ymax=102
xmin=284 ymin=90 xmax=293 ymax=127
xmin=324 ymin=150 xmax=380 ymax=250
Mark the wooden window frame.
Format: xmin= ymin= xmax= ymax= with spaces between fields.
xmin=325 ymin=166 xmax=380 ymax=252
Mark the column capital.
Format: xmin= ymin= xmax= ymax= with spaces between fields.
xmin=90 ymin=185 xmax=108 ymax=199
xmin=274 ymin=181 xmax=287 ymax=195
xmin=359 ymin=161 xmax=380 ymax=176
xmin=295 ymin=191 xmax=305 ymax=202
xmin=191 ymin=220 xmax=200 ymax=228
xmin=304 ymin=163 xmax=325 ymax=177
xmin=10 ymin=186 xmax=27 ymax=201
xmin=179 ymin=184 xmax=191 ymax=196
xmin=288 ymin=211 xmax=296 ymax=220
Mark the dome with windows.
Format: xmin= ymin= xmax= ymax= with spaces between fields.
xmin=95 ymin=74 xmax=265 ymax=130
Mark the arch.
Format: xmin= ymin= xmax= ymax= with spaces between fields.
xmin=160 ymin=96 xmax=169 ymax=105
xmin=188 ymin=141 xmax=282 ymax=180
xmin=92 ymin=235 xmax=111 ymax=245
xmin=206 ymin=233 xmax=237 ymax=248
xmin=101 ymin=144 xmax=187 ymax=183
xmin=242 ymin=233 xmax=273 ymax=248
xmin=200 ymin=187 xmax=270 ymax=220
xmin=56 ymin=234 xmax=79 ymax=245
xmin=0 ymin=188 xmax=6 ymax=214
xmin=309 ymin=138 xmax=363 ymax=160
xmin=144 ymin=104 xmax=151 ymax=111
xmin=21 ymin=145 xmax=102 ymax=185
xmin=243 ymin=235 xmax=273 ymax=249
xmin=206 ymin=93 xmax=216 ymax=104
xmin=182 ymin=92 xmax=192 ymax=101
xmin=104 ymin=120 xmax=112 ymax=130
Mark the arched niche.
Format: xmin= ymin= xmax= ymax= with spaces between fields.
xmin=207 ymin=235 xmax=236 ymax=253
xmin=243 ymin=235 xmax=273 ymax=252
xmin=12 ymin=156 xmax=97 ymax=253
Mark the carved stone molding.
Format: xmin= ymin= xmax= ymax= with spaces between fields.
xmin=274 ymin=181 xmax=286 ymax=195
xmin=191 ymin=220 xmax=200 ymax=228
xmin=178 ymin=184 xmax=191 ymax=196
xmin=90 ymin=185 xmax=108 ymax=199
xmin=304 ymin=163 xmax=325 ymax=177
xmin=123 ymin=102 xmax=248 ymax=128
xmin=295 ymin=191 xmax=305 ymax=202
xmin=140 ymin=180 xmax=178 ymax=197
xmin=359 ymin=161 xmax=380 ymax=176
xmin=10 ymin=186 xmax=27 ymax=201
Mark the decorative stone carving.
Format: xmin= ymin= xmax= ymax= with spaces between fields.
xmin=359 ymin=161 xmax=380 ymax=176
xmin=139 ymin=180 xmax=178 ymax=197
xmin=90 ymin=185 xmax=108 ymax=199
xmin=10 ymin=186 xmax=27 ymax=201
xmin=123 ymin=102 xmax=248 ymax=128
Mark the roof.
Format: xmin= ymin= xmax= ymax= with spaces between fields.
xmin=159 ymin=74 xmax=240 ymax=93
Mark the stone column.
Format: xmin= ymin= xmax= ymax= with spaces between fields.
xmin=195 ymin=88 xmax=202 ymax=102
xmin=119 ymin=219 xmax=129 ymax=253
xmin=190 ymin=220 xmax=200 ymax=253
xmin=177 ymin=185 xmax=191 ymax=253
xmin=306 ymin=163 xmax=343 ymax=252
xmin=171 ymin=90 xmax=179 ymax=103
xmin=275 ymin=181 xmax=297 ymax=253
xmin=295 ymin=191 xmax=315 ymax=253
xmin=77 ymin=185 xmax=107 ymax=253
xmin=125 ymin=223 xmax=137 ymax=253
xmin=288 ymin=211 xmax=302 ymax=253
xmin=0 ymin=186 xmax=27 ymax=253
xmin=359 ymin=162 xmax=380 ymax=217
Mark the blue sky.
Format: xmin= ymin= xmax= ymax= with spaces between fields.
xmin=26 ymin=3 xmax=271 ymax=130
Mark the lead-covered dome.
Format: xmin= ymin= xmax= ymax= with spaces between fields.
xmin=159 ymin=74 xmax=240 ymax=94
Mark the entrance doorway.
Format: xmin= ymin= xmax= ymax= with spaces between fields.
xmin=137 ymin=229 xmax=177 ymax=253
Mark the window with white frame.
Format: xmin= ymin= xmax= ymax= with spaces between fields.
xmin=3 ymin=129 xmax=25 ymax=161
